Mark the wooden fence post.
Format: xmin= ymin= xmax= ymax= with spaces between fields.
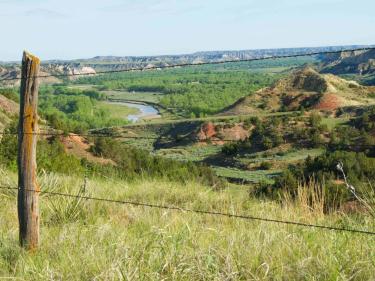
xmin=17 ymin=51 xmax=40 ymax=250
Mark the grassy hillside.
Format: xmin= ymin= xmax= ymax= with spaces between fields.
xmin=0 ymin=89 xmax=18 ymax=130
xmin=1 ymin=53 xmax=375 ymax=280
xmin=0 ymin=168 xmax=374 ymax=280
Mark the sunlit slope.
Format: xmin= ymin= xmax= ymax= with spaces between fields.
xmin=221 ymin=67 xmax=375 ymax=115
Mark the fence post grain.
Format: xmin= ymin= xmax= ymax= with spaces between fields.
xmin=17 ymin=51 xmax=40 ymax=250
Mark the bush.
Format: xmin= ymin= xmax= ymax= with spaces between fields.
xmin=259 ymin=161 xmax=272 ymax=170
xmin=222 ymin=143 xmax=239 ymax=155
xmin=257 ymin=151 xmax=375 ymax=210
xmin=0 ymin=121 xmax=83 ymax=174
xmin=0 ymin=119 xmax=18 ymax=170
xmin=90 ymin=138 xmax=224 ymax=188
xmin=39 ymin=87 xmax=126 ymax=133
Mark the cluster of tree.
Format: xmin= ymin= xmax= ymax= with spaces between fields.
xmin=75 ymin=68 xmax=277 ymax=116
xmin=221 ymin=113 xmax=331 ymax=157
xmin=90 ymin=137 xmax=223 ymax=187
xmin=289 ymin=112 xmax=328 ymax=148
xmin=221 ymin=116 xmax=291 ymax=156
xmin=255 ymin=150 xmax=375 ymax=210
xmin=39 ymin=86 xmax=125 ymax=133
xmin=51 ymin=86 xmax=106 ymax=100
xmin=327 ymin=106 xmax=375 ymax=152
xmin=0 ymin=120 xmax=84 ymax=174
xmin=0 ymin=121 xmax=223 ymax=188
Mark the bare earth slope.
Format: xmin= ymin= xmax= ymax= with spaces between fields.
xmin=0 ymin=94 xmax=18 ymax=131
xmin=321 ymin=49 xmax=375 ymax=75
xmin=0 ymin=65 xmax=96 ymax=87
xmin=221 ymin=67 xmax=375 ymax=115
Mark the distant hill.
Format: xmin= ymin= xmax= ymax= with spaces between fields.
xmin=1 ymin=45 xmax=372 ymax=87
xmin=320 ymin=49 xmax=375 ymax=75
xmin=0 ymin=64 xmax=96 ymax=87
xmin=220 ymin=67 xmax=375 ymax=115
xmin=71 ymin=45 xmax=371 ymax=71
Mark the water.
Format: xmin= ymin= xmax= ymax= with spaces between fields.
xmin=112 ymin=102 xmax=161 ymax=122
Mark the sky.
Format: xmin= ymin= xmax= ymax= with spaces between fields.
xmin=0 ymin=0 xmax=374 ymax=61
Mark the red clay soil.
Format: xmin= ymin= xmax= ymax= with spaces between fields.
xmin=197 ymin=122 xmax=216 ymax=140
xmin=196 ymin=122 xmax=249 ymax=144
xmin=314 ymin=93 xmax=341 ymax=111
xmin=217 ymin=124 xmax=250 ymax=141
xmin=60 ymin=134 xmax=115 ymax=165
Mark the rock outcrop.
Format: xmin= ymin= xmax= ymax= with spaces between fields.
xmin=0 ymin=64 xmax=96 ymax=87
xmin=196 ymin=122 xmax=249 ymax=142
xmin=321 ymin=49 xmax=375 ymax=75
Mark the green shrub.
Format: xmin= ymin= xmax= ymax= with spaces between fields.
xmin=259 ymin=161 xmax=272 ymax=170
xmin=221 ymin=143 xmax=239 ymax=155
xmin=90 ymin=137 xmax=224 ymax=188
xmin=257 ymin=151 xmax=375 ymax=209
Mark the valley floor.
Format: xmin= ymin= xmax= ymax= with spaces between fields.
xmin=0 ymin=168 xmax=374 ymax=280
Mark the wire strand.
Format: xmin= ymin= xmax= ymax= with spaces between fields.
xmin=1 ymin=185 xmax=374 ymax=236
xmin=1 ymin=131 xmax=375 ymax=148
xmin=1 ymin=47 xmax=374 ymax=82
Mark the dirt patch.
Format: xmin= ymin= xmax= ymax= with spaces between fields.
xmin=217 ymin=124 xmax=250 ymax=141
xmin=60 ymin=134 xmax=115 ymax=165
xmin=197 ymin=122 xmax=216 ymax=140
xmin=314 ymin=93 xmax=341 ymax=111
xmin=196 ymin=122 xmax=249 ymax=143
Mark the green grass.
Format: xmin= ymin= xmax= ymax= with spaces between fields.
xmin=0 ymin=109 xmax=12 ymax=131
xmin=96 ymin=101 xmax=140 ymax=120
xmin=239 ymin=148 xmax=325 ymax=166
xmin=121 ymin=111 xmax=299 ymax=127
xmin=212 ymin=166 xmax=281 ymax=184
xmin=1 ymin=167 xmax=374 ymax=280
xmin=104 ymin=90 xmax=164 ymax=103
xmin=67 ymin=84 xmax=96 ymax=91
xmin=156 ymin=145 xmax=222 ymax=162
xmin=321 ymin=117 xmax=350 ymax=130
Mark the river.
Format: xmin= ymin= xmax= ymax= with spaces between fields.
xmin=110 ymin=101 xmax=161 ymax=122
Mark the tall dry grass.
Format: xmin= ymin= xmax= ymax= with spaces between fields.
xmin=0 ymin=167 xmax=374 ymax=280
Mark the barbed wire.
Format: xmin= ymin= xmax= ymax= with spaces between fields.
xmin=1 ymin=47 xmax=375 ymax=82
xmin=0 ymin=185 xmax=374 ymax=236
xmin=1 ymin=131 xmax=375 ymax=148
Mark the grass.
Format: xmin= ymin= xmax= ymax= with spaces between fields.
xmin=104 ymin=90 xmax=164 ymax=103
xmin=96 ymin=101 xmax=140 ymax=120
xmin=0 ymin=109 xmax=12 ymax=131
xmin=0 ymin=168 xmax=375 ymax=280
xmin=121 ymin=111 xmax=300 ymax=128
xmin=212 ymin=166 xmax=282 ymax=184
xmin=321 ymin=117 xmax=350 ymax=130
xmin=67 ymin=84 xmax=96 ymax=91
xmin=156 ymin=145 xmax=222 ymax=162
xmin=239 ymin=148 xmax=324 ymax=167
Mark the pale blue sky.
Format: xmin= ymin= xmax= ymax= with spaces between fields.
xmin=0 ymin=0 xmax=374 ymax=61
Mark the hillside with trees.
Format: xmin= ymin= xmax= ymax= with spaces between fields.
xmin=1 ymin=48 xmax=375 ymax=280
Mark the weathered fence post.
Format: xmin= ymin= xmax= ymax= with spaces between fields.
xmin=17 ymin=51 xmax=40 ymax=250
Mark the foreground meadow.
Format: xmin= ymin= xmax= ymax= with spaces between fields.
xmin=0 ymin=168 xmax=374 ymax=280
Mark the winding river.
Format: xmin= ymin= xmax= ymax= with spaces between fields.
xmin=109 ymin=101 xmax=161 ymax=122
